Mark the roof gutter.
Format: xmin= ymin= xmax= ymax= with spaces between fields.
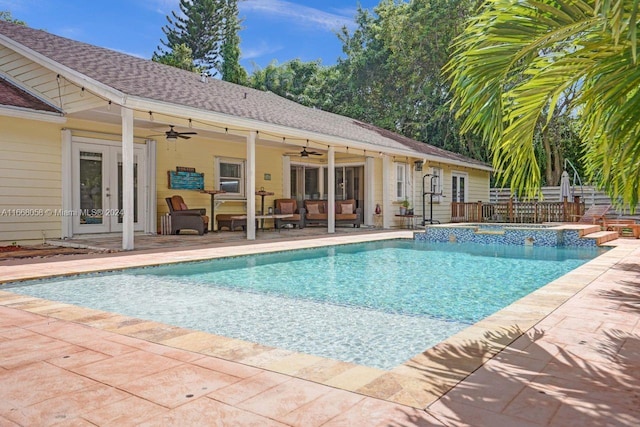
xmin=0 ymin=104 xmax=66 ymax=123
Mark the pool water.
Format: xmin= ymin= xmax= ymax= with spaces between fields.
xmin=5 ymin=240 xmax=606 ymax=369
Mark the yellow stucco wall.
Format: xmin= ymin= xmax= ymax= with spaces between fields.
xmin=156 ymin=136 xmax=287 ymax=229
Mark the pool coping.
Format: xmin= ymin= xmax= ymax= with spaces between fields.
xmin=0 ymin=230 xmax=631 ymax=409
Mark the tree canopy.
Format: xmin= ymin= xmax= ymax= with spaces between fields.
xmin=0 ymin=11 xmax=26 ymax=25
xmin=447 ymin=0 xmax=640 ymax=207
xmin=155 ymin=0 xmax=244 ymax=80
xmin=245 ymin=0 xmax=486 ymax=161
xmin=152 ymin=43 xmax=202 ymax=72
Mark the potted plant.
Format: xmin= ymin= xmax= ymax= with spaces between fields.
xmin=400 ymin=198 xmax=410 ymax=215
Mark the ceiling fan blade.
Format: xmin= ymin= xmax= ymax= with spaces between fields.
xmin=179 ymin=132 xmax=198 ymax=135
xmin=178 ymin=134 xmax=192 ymax=139
xmin=309 ymin=152 xmax=322 ymax=156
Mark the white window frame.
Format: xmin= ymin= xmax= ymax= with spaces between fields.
xmin=216 ymin=157 xmax=245 ymax=198
xmin=395 ymin=162 xmax=407 ymax=200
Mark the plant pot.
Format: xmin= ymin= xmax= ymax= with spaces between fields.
xmin=399 ymin=207 xmax=407 ymax=215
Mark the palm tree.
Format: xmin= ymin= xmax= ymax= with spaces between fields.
xmin=446 ymin=0 xmax=640 ymax=208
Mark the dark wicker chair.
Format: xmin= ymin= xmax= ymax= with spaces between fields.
xmin=274 ymin=199 xmax=305 ymax=229
xmin=165 ymin=196 xmax=208 ymax=235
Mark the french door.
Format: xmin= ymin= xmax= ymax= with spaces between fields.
xmin=72 ymin=141 xmax=146 ymax=233
xmin=452 ymin=173 xmax=467 ymax=203
xmin=290 ymin=165 xmax=364 ymax=203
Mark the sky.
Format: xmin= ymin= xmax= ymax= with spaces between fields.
xmin=1 ymin=0 xmax=380 ymax=73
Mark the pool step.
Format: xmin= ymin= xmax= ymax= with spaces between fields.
xmin=582 ymin=230 xmax=619 ymax=246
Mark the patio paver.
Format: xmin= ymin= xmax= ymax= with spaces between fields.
xmin=0 ymin=231 xmax=639 ymax=425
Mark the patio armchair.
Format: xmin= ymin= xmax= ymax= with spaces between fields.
xmin=274 ymin=199 xmax=305 ymax=229
xmin=165 ymin=195 xmax=209 ymax=235
xmin=335 ymin=199 xmax=362 ymax=227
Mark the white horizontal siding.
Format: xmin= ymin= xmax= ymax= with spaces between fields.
xmin=413 ymin=164 xmax=491 ymax=224
xmin=0 ymin=117 xmax=62 ymax=244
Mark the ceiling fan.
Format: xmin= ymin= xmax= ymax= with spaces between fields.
xmin=285 ymin=147 xmax=322 ymax=157
xmin=150 ymin=125 xmax=197 ymax=141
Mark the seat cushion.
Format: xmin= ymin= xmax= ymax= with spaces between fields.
xmin=304 ymin=200 xmax=326 ymax=213
xmin=275 ymin=199 xmax=298 ymax=213
xmin=337 ymin=199 xmax=356 ymax=214
xmin=340 ymin=203 xmax=353 ymax=214
xmin=336 ymin=213 xmax=357 ymax=220
xmin=280 ymin=202 xmax=294 ymax=214
xmin=306 ymin=213 xmax=328 ymax=221
xmin=282 ymin=214 xmax=301 ymax=221
xmin=171 ymin=195 xmax=186 ymax=211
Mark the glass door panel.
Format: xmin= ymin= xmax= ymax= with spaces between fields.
xmin=335 ymin=168 xmax=345 ymax=200
xmin=79 ymin=151 xmax=104 ymax=226
xmin=304 ymin=167 xmax=320 ymax=199
xmin=115 ymin=153 xmax=139 ymax=226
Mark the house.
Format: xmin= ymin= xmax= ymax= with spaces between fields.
xmin=0 ymin=21 xmax=492 ymax=249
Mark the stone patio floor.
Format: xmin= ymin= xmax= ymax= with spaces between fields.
xmin=0 ymin=230 xmax=639 ymax=426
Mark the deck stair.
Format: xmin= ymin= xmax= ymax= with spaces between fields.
xmin=556 ymin=223 xmax=619 ymax=246
xmin=581 ymin=230 xmax=620 ymax=246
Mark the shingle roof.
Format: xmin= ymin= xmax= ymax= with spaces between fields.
xmin=0 ymin=77 xmax=60 ymax=113
xmin=0 ymin=21 xmax=489 ymax=169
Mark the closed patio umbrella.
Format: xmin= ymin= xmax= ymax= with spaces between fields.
xmin=560 ymin=170 xmax=572 ymax=201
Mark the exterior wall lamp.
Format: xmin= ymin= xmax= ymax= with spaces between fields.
xmin=414 ymin=160 xmax=423 ymax=171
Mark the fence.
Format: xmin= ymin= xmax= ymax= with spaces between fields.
xmin=451 ymin=197 xmax=584 ymax=224
xmin=490 ymin=186 xmax=640 ymax=216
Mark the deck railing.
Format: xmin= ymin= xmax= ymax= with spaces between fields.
xmin=451 ymin=198 xmax=584 ymax=223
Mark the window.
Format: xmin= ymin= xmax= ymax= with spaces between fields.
xmin=291 ymin=165 xmax=321 ymax=200
xmin=395 ymin=162 xmax=407 ymax=200
xmin=216 ymin=157 xmax=245 ymax=197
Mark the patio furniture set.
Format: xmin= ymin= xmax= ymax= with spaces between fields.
xmin=164 ymin=196 xmax=362 ymax=235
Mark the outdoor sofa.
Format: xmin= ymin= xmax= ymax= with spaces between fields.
xmin=303 ymin=199 xmax=362 ymax=227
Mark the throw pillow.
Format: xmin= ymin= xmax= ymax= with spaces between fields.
xmin=341 ymin=204 xmax=353 ymax=214
xmin=307 ymin=203 xmax=320 ymax=214
xmin=280 ymin=202 xmax=294 ymax=214
xmin=179 ymin=202 xmax=188 ymax=211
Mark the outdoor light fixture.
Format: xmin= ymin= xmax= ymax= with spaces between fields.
xmin=414 ymin=160 xmax=423 ymax=171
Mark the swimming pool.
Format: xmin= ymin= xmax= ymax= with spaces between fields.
xmin=5 ymin=239 xmax=606 ymax=369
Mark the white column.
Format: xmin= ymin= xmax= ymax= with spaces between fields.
xmin=365 ymin=156 xmax=374 ymax=226
xmin=61 ymin=129 xmax=73 ymax=238
xmin=382 ymin=154 xmax=392 ymax=229
xmin=282 ymin=155 xmax=291 ymax=198
xmin=246 ymin=131 xmax=257 ymax=240
xmin=121 ymin=107 xmax=134 ymax=250
xmin=327 ymin=146 xmax=335 ymax=233
xmin=145 ymin=139 xmax=157 ymax=234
